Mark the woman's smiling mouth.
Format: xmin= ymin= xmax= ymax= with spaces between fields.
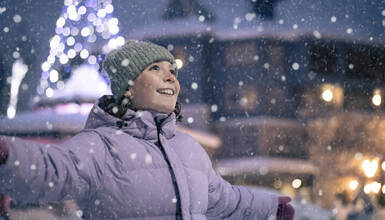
xmin=156 ymin=88 xmax=175 ymax=96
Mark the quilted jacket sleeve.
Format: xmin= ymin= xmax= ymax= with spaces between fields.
xmin=0 ymin=131 xmax=106 ymax=204
xmin=205 ymin=154 xmax=278 ymax=219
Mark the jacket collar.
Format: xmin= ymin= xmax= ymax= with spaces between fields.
xmin=85 ymin=96 xmax=176 ymax=140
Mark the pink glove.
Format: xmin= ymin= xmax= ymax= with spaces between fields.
xmin=0 ymin=139 xmax=8 ymax=165
xmin=277 ymin=196 xmax=295 ymax=220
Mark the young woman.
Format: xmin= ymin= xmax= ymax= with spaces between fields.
xmin=0 ymin=40 xmax=294 ymax=219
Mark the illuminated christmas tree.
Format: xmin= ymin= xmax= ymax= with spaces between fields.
xmin=37 ymin=0 xmax=124 ymax=99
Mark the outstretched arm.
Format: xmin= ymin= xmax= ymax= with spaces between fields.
xmin=206 ymin=170 xmax=279 ymax=220
xmin=0 ymin=131 xmax=106 ymax=205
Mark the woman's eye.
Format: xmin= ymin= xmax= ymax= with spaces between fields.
xmin=149 ymin=65 xmax=159 ymax=71
xmin=170 ymin=69 xmax=176 ymax=75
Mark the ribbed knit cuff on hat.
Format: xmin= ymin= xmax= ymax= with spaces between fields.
xmin=0 ymin=139 xmax=8 ymax=165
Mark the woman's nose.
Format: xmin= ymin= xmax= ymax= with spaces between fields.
xmin=164 ymin=70 xmax=176 ymax=83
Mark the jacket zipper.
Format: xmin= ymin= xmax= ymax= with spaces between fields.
xmin=156 ymin=120 xmax=183 ymax=220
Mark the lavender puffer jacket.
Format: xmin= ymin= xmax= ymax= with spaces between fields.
xmin=0 ymin=97 xmax=278 ymax=219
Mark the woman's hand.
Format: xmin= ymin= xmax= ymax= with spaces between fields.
xmin=277 ymin=196 xmax=295 ymax=220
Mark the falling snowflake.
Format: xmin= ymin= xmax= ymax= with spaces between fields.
xmin=13 ymin=14 xmax=22 ymax=23
xmin=30 ymin=164 xmax=37 ymax=170
xmin=121 ymin=59 xmax=129 ymax=67
xmin=0 ymin=7 xmax=6 ymax=15
xmin=12 ymin=51 xmax=20 ymax=59
xmin=211 ymin=104 xmax=218 ymax=112
xmin=187 ymin=117 xmax=194 ymax=124
xmin=355 ymin=152 xmax=363 ymax=160
xmin=191 ymin=82 xmax=198 ymax=90
xmin=313 ymin=30 xmax=322 ymax=39
xmin=292 ymin=62 xmax=300 ymax=70
xmin=188 ymin=55 xmax=194 ymax=62
xmin=233 ymin=17 xmax=241 ymax=29
xmin=145 ymin=154 xmax=152 ymax=164
xmin=346 ymin=28 xmax=353 ymax=34
xmin=245 ymin=13 xmax=256 ymax=21
xmin=21 ymin=83 xmax=28 ymax=90
xmin=167 ymin=44 xmax=174 ymax=51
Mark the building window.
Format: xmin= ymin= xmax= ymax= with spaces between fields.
xmin=345 ymin=47 xmax=385 ymax=82
xmin=249 ymin=0 xmax=281 ymax=20
xmin=309 ymin=44 xmax=338 ymax=74
xmin=266 ymin=44 xmax=284 ymax=79
xmin=224 ymin=86 xmax=258 ymax=112
xmin=163 ymin=0 xmax=215 ymax=22
xmin=264 ymin=84 xmax=287 ymax=116
xmin=225 ymin=42 xmax=257 ymax=66
xmin=344 ymin=87 xmax=372 ymax=111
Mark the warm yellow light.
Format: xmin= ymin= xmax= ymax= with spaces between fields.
xmin=362 ymin=159 xmax=378 ymax=178
xmin=382 ymin=185 xmax=385 ymax=194
xmin=175 ymin=59 xmax=183 ymax=69
xmin=321 ymin=89 xmax=333 ymax=102
xmin=292 ymin=179 xmax=302 ymax=189
xmin=382 ymin=161 xmax=385 ymax=171
xmin=372 ymin=182 xmax=381 ymax=194
xmin=364 ymin=184 xmax=371 ymax=194
xmin=364 ymin=181 xmax=382 ymax=194
xmin=349 ymin=180 xmax=359 ymax=190
xmin=372 ymin=94 xmax=382 ymax=106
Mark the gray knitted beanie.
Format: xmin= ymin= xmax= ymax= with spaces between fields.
xmin=103 ymin=40 xmax=177 ymax=101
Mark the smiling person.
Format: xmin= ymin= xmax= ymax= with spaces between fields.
xmin=0 ymin=40 xmax=293 ymax=219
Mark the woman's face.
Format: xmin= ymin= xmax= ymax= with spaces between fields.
xmin=125 ymin=61 xmax=180 ymax=114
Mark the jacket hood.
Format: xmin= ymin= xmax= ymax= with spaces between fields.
xmin=84 ymin=95 xmax=176 ymax=140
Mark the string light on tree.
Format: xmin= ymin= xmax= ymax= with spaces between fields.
xmin=38 ymin=0 xmax=124 ymax=97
